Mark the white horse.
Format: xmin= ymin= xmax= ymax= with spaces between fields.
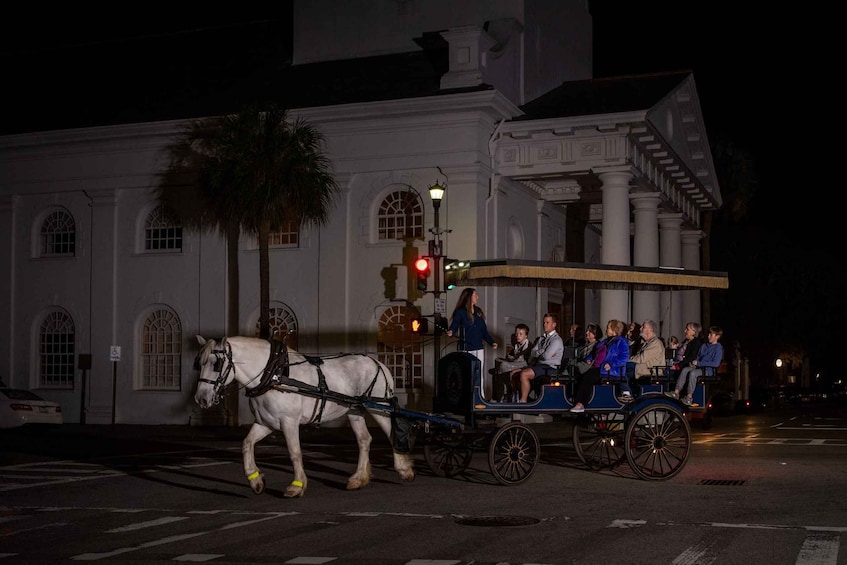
xmin=194 ymin=336 xmax=415 ymax=497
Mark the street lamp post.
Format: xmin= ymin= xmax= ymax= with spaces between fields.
xmin=428 ymin=181 xmax=446 ymax=398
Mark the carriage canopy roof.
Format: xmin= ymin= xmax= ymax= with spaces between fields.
xmin=444 ymin=259 xmax=729 ymax=291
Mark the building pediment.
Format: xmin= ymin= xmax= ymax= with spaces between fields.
xmin=493 ymin=72 xmax=721 ymax=228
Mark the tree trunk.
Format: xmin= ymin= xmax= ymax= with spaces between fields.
xmin=225 ymin=223 xmax=240 ymax=426
xmin=258 ymin=223 xmax=271 ymax=339
xmin=226 ymin=223 xmax=240 ymax=336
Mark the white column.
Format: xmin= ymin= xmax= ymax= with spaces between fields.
xmin=598 ymin=171 xmax=632 ymax=325
xmin=659 ymin=213 xmax=683 ymax=340
xmin=630 ymin=193 xmax=661 ymax=325
xmin=681 ymin=230 xmax=704 ymax=327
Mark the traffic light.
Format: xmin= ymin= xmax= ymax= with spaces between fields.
xmin=411 ymin=316 xmax=429 ymax=334
xmin=414 ymin=257 xmax=431 ymax=292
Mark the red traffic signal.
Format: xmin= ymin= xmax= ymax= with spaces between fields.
xmin=414 ymin=257 xmax=431 ymax=291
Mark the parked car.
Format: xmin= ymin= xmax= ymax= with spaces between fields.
xmin=0 ymin=387 xmax=63 ymax=430
xmin=707 ymin=391 xmax=736 ymax=417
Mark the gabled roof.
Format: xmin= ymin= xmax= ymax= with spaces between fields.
xmin=517 ymin=71 xmax=692 ymax=119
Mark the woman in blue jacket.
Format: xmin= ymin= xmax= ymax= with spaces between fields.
xmin=446 ymin=288 xmax=498 ymax=395
xmin=569 ymin=319 xmax=630 ymax=413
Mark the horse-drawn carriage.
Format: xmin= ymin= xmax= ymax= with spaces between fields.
xmin=193 ymin=259 xmax=728 ymax=494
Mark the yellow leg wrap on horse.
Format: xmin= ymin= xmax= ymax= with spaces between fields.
xmin=291 ymin=480 xmax=304 ymax=488
xmin=247 ymin=471 xmax=260 ymax=481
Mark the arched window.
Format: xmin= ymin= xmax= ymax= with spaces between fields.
xmin=40 ymin=209 xmax=76 ymax=256
xmin=255 ymin=302 xmax=299 ymax=350
xmin=38 ymin=310 xmax=75 ymax=388
xmin=144 ymin=206 xmax=182 ymax=251
xmin=377 ymin=190 xmax=423 ymax=240
xmin=141 ymin=308 xmax=182 ymax=390
xmin=377 ymin=306 xmax=423 ymax=390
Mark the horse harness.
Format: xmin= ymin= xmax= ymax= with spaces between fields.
xmin=200 ymin=338 xmax=391 ymax=426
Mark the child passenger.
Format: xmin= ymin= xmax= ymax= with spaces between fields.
xmin=492 ymin=324 xmax=531 ymax=401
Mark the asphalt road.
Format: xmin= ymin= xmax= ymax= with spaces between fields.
xmin=2 ymin=402 xmax=846 ymax=564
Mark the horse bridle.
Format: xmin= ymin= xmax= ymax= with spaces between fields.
xmin=194 ymin=343 xmax=234 ymax=406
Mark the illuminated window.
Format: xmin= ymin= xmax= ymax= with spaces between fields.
xmin=267 ymin=219 xmax=299 ymax=247
xmin=39 ymin=310 xmax=75 ymax=388
xmin=40 ymin=209 xmax=76 ymax=256
xmin=141 ymin=308 xmax=181 ymax=390
xmin=377 ymin=190 xmax=423 ymax=240
xmin=377 ymin=306 xmax=423 ymax=390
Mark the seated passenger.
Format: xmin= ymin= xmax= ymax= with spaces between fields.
xmin=620 ymin=319 xmax=664 ymax=402
xmin=563 ymin=323 xmax=586 ymax=361
xmin=492 ymin=323 xmax=532 ymax=402
xmin=573 ymin=323 xmax=602 ymax=375
xmin=666 ymin=322 xmax=703 ymax=380
xmin=514 ymin=313 xmax=563 ymax=403
xmin=569 ymin=319 xmax=629 ymax=413
xmin=666 ymin=326 xmax=724 ymax=405
xmin=666 ymin=335 xmax=680 ymax=365
xmin=626 ymin=322 xmax=643 ymax=356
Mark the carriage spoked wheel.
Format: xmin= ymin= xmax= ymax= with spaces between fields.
xmin=572 ymin=412 xmax=627 ymax=470
xmin=487 ymin=422 xmax=540 ymax=486
xmin=423 ymin=434 xmax=474 ymax=478
xmin=624 ymin=404 xmax=691 ymax=480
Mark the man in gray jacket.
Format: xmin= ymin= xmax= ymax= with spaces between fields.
xmin=514 ymin=313 xmax=564 ymax=402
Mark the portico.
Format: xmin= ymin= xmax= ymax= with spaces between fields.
xmin=490 ymin=72 xmax=720 ymax=336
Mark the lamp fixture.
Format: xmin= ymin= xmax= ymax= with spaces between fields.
xmin=428 ymin=181 xmax=446 ymax=204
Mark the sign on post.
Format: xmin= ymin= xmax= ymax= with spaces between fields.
xmin=110 ymin=346 xmax=121 ymax=362
xmin=434 ymin=298 xmax=446 ymax=314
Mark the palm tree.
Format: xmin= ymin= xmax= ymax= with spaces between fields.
xmin=157 ymin=102 xmax=339 ymax=339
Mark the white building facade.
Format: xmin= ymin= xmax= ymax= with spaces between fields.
xmin=0 ymin=1 xmax=720 ymax=425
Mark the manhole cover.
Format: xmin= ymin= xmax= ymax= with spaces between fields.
xmin=455 ymin=516 xmax=540 ymax=527
xmin=699 ymin=479 xmax=746 ymax=486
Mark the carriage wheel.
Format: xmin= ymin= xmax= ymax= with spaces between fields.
xmin=487 ymin=422 xmax=540 ymax=486
xmin=572 ymin=412 xmax=627 ymax=470
xmin=424 ymin=435 xmax=474 ymax=478
xmin=624 ymin=404 xmax=691 ymax=480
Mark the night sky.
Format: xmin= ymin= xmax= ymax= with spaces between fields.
xmin=4 ymin=4 xmax=840 ymax=381
xmin=591 ymin=2 xmax=843 ymax=380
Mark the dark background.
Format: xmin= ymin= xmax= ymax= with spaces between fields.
xmin=591 ymin=2 xmax=842 ymax=384
xmin=3 ymin=3 xmax=840 ymax=385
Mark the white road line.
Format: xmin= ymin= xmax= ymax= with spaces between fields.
xmin=795 ymin=531 xmax=841 ymax=565
xmin=607 ymin=519 xmax=647 ymax=528
xmin=105 ymin=516 xmax=190 ymax=533
xmin=70 ymin=512 xmax=295 ymax=561
xmin=172 ymin=555 xmax=225 ymax=562
xmin=0 ymin=461 xmax=233 ymax=492
xmin=671 ymin=539 xmax=719 ymax=565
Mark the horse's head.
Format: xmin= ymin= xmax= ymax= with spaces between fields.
xmin=194 ymin=335 xmax=234 ymax=409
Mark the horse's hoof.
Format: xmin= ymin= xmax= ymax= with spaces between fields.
xmin=401 ymin=470 xmax=415 ymax=482
xmin=250 ymin=477 xmax=265 ymax=495
xmin=283 ymin=486 xmax=305 ymax=498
